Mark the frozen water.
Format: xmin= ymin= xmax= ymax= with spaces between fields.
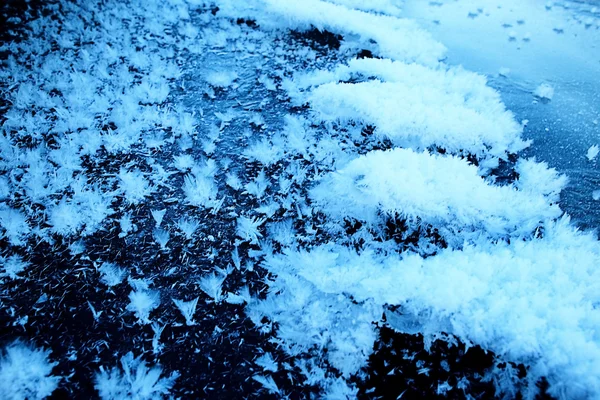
xmin=403 ymin=0 xmax=600 ymax=231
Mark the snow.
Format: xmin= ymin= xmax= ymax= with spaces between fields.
xmin=498 ymin=67 xmax=511 ymax=77
xmin=0 ymin=341 xmax=61 ymax=400
xmin=215 ymin=0 xmax=446 ymax=65
xmin=293 ymin=58 xmax=526 ymax=158
xmin=587 ymin=145 xmax=600 ymax=161
xmin=326 ymin=0 xmax=403 ymax=17
xmin=311 ymin=148 xmax=561 ymax=241
xmin=534 ymin=83 xmax=555 ymax=101
xmin=259 ymin=217 xmax=600 ymax=399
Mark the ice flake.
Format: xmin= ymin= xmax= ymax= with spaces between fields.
xmin=198 ymin=273 xmax=226 ymax=303
xmin=267 ymin=219 xmax=296 ymax=247
xmin=98 ymin=262 xmax=127 ymax=287
xmin=244 ymin=170 xmax=270 ymax=199
xmin=516 ymin=158 xmax=567 ymax=202
xmin=225 ymin=172 xmax=242 ymax=190
xmin=172 ymin=154 xmax=195 ymax=172
xmin=0 ymin=341 xmax=61 ymax=400
xmin=172 ymin=297 xmax=199 ymax=326
xmin=243 ymin=138 xmax=283 ymax=166
xmin=205 ymin=70 xmax=238 ymax=88
xmin=151 ymin=323 xmax=166 ymax=355
xmin=118 ymin=168 xmax=153 ymax=205
xmin=587 ymin=145 xmax=599 ymax=161
xmin=69 ymin=240 xmax=86 ymax=256
xmin=153 ymin=228 xmax=170 ymax=250
xmin=225 ymin=286 xmax=251 ymax=305
xmin=88 ymin=301 xmax=103 ymax=321
xmin=126 ymin=289 xmax=160 ymax=324
xmin=151 ymin=209 xmax=167 ymax=227
xmin=176 ymin=217 xmax=200 ymax=240
xmin=231 ymin=246 xmax=241 ymax=270
xmin=1 ymin=254 xmax=30 ymax=279
xmin=0 ymin=206 xmax=30 ymax=246
xmin=182 ymin=173 xmax=219 ymax=209
xmin=95 ymin=352 xmax=178 ymax=400
xmin=47 ymin=200 xmax=85 ymax=236
xmin=252 ymin=375 xmax=280 ymax=395
xmin=236 ymin=216 xmax=266 ymax=244
xmin=255 ymin=353 xmax=278 ymax=373
xmin=119 ymin=214 xmax=135 ymax=238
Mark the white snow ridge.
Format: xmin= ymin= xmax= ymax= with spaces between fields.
xmin=1 ymin=0 xmax=599 ymax=399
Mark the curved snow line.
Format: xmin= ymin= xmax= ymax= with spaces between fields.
xmin=307 ymin=77 xmax=525 ymax=158
xmin=294 ymin=58 xmax=497 ymax=95
xmin=289 ymin=59 xmax=526 ymax=160
xmin=214 ymin=0 xmax=446 ymax=65
xmin=324 ymin=0 xmax=403 ymax=17
xmin=268 ymin=218 xmax=600 ymax=399
xmin=310 ymin=148 xmax=561 ymax=239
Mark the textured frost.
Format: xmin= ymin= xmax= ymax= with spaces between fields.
xmin=311 ymin=148 xmax=561 ymax=240
xmin=95 ymin=352 xmax=179 ymax=400
xmin=0 ymin=341 xmax=61 ymax=400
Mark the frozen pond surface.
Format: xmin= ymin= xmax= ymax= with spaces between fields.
xmin=4 ymin=1 xmax=600 ymax=398
xmin=404 ymin=0 xmax=600 ymax=231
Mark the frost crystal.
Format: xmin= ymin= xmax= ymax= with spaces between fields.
xmin=236 ymin=216 xmax=266 ymax=244
xmin=95 ymin=352 xmax=179 ymax=400
xmin=172 ymin=297 xmax=199 ymax=326
xmin=0 ymin=341 xmax=61 ymax=400
xmin=1 ymin=255 xmax=30 ymax=279
xmin=126 ymin=290 xmax=160 ymax=324
xmin=99 ymin=262 xmax=127 ymax=287
xmin=198 ymin=273 xmax=226 ymax=303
